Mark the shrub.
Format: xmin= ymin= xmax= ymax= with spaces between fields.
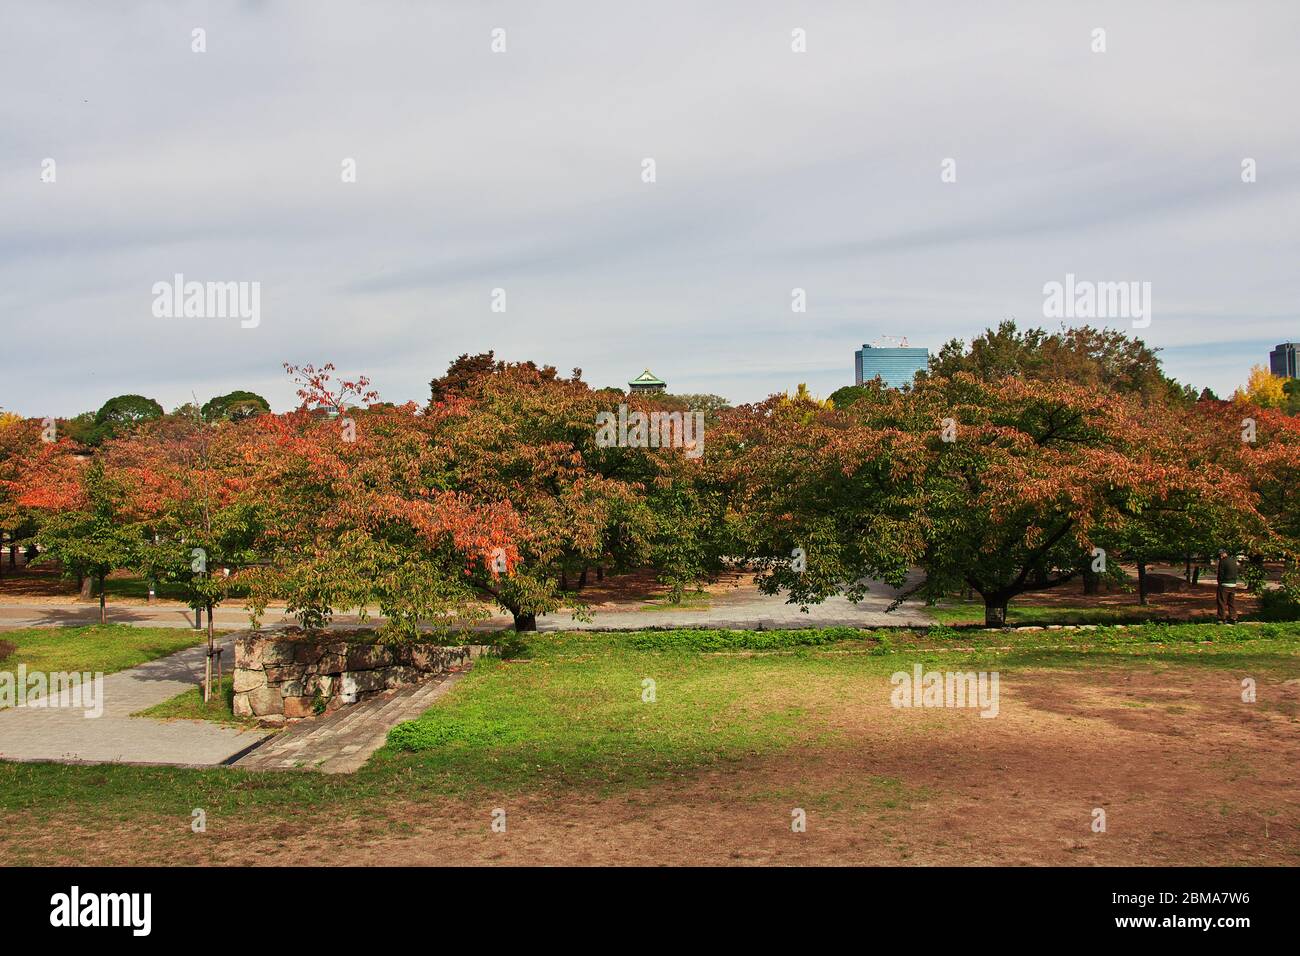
xmin=1259 ymin=588 xmax=1300 ymax=622
xmin=624 ymin=626 xmax=881 ymax=652
xmin=925 ymin=624 xmax=962 ymax=643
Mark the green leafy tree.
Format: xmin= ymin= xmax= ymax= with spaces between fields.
xmin=93 ymin=394 xmax=164 ymax=444
xmin=201 ymin=390 xmax=271 ymax=422
xmin=928 ymin=320 xmax=1191 ymax=403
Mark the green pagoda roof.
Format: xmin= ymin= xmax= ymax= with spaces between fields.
xmin=628 ymin=369 xmax=666 ymax=386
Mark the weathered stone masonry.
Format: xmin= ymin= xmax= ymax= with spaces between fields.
xmin=232 ymin=633 xmax=491 ymax=721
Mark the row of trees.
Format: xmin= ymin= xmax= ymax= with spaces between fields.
xmin=1 ymin=327 xmax=1297 ymax=632
xmin=45 ymin=389 xmax=272 ymax=448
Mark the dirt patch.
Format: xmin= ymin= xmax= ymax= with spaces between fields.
xmin=4 ymin=664 xmax=1296 ymax=866
xmin=1006 ymin=566 xmax=1263 ymax=621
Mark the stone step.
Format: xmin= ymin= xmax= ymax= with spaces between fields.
xmin=233 ymin=670 xmax=466 ymax=774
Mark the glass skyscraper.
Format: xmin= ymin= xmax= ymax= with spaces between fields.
xmin=854 ymin=345 xmax=930 ymax=389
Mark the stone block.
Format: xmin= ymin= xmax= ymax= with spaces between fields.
xmin=232 ymin=692 xmax=253 ymax=717
xmin=343 ymin=669 xmax=386 ymax=694
xmin=233 ymin=668 xmax=266 ymax=693
xmin=246 ymin=683 xmax=282 ymax=717
xmin=236 ymin=638 xmax=265 ymax=670
xmin=263 ymin=641 xmax=297 ymax=665
xmin=384 ymin=665 xmax=421 ymax=688
xmin=346 ymin=644 xmax=396 ymax=670
xmin=293 ymin=643 xmax=324 ymax=665
xmin=283 ymin=696 xmax=317 ymax=719
xmin=313 ymin=652 xmax=344 ymax=674
xmin=305 ymin=675 xmax=335 ymax=698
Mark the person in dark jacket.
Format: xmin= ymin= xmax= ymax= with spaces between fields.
xmin=1216 ymin=550 xmax=1240 ymax=624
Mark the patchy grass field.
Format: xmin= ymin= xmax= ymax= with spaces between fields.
xmin=0 ymin=625 xmax=211 ymax=678
xmin=1 ymin=622 xmax=1297 ymax=866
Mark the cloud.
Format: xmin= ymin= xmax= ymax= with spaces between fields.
xmin=1 ymin=0 xmax=1297 ymax=416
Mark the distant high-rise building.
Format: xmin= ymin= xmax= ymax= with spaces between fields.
xmin=1269 ymin=343 xmax=1299 ymax=379
xmin=854 ymin=344 xmax=929 ymax=389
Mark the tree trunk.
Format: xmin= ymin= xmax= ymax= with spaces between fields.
xmin=596 ymin=566 xmax=604 ymax=582
xmin=512 ymin=611 xmax=537 ymax=632
xmin=79 ymin=574 xmax=93 ymax=600
xmin=577 ymin=568 xmax=588 ymax=590
xmin=559 ymin=570 xmax=568 ymax=591
xmin=204 ymin=603 xmax=215 ymax=702
xmin=984 ymin=599 xmax=1008 ymax=627
xmin=98 ymin=573 xmax=106 ymax=624
xmin=1082 ymin=562 xmax=1100 ymax=595
xmin=1137 ymin=560 xmax=1148 ymax=606
xmin=1184 ymin=553 xmax=1192 ymax=584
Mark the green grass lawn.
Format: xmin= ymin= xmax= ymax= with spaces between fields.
xmin=100 ymin=577 xmax=193 ymax=601
xmin=929 ymin=601 xmax=1183 ymax=626
xmin=0 ymin=624 xmax=213 ymax=678
xmin=1 ymin=621 xmax=1297 ymax=830
xmin=134 ymin=674 xmax=266 ymax=729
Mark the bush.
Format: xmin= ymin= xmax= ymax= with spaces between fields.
xmin=925 ymin=624 xmax=962 ymax=643
xmin=624 ymin=626 xmax=882 ymax=652
xmin=1259 ymin=588 xmax=1300 ymax=622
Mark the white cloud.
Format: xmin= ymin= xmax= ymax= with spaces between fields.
xmin=1 ymin=0 xmax=1297 ymax=415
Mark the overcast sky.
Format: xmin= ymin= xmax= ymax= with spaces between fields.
xmin=2 ymin=0 xmax=1298 ymax=417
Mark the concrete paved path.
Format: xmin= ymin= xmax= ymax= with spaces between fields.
xmin=0 ymin=635 xmax=270 ymax=767
xmin=1 ymin=574 xmax=932 ymax=633
xmin=0 ymin=603 xmax=290 ymax=630
xmin=234 ymin=670 xmax=466 ymax=774
xmin=541 ymin=579 xmax=932 ymax=631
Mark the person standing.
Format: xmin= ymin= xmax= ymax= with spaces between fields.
xmin=1216 ymin=549 xmax=1240 ymax=624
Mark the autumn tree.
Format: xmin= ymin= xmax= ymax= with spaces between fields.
xmin=0 ymin=416 xmax=43 ymax=575
xmin=424 ymin=358 xmax=721 ymax=629
xmin=25 ymin=458 xmax=142 ymax=623
xmin=103 ymin=413 xmax=264 ymax=692
xmin=1234 ymin=365 xmax=1289 ymax=410
xmin=732 ymin=374 xmax=1263 ymax=626
xmin=242 ymin=364 xmax=519 ymax=639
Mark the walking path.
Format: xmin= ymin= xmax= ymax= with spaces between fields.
xmin=0 ymin=574 xmax=933 ymax=632
xmin=233 ymin=671 xmax=466 ymax=774
xmin=0 ymin=636 xmax=269 ymax=767
xmin=0 ymin=603 xmax=293 ymax=630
